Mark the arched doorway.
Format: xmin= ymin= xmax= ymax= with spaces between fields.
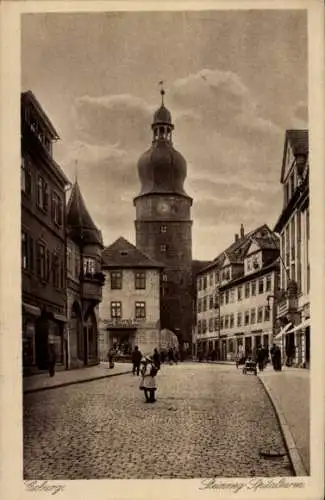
xmin=70 ymin=301 xmax=84 ymax=367
xmin=84 ymin=308 xmax=98 ymax=364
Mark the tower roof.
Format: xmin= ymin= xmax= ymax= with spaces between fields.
xmin=102 ymin=237 xmax=164 ymax=269
xmin=135 ymin=87 xmax=191 ymax=201
xmin=66 ymin=181 xmax=103 ymax=247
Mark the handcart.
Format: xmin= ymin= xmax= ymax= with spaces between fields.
xmin=242 ymin=359 xmax=257 ymax=375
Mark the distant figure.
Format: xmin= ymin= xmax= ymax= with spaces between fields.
xmin=271 ymin=343 xmax=282 ymax=371
xmin=153 ymin=348 xmax=161 ymax=369
xmin=140 ymin=358 xmax=159 ymax=403
xmin=48 ymin=343 xmax=56 ymax=377
xmin=131 ymin=346 xmax=142 ymax=376
xmin=108 ymin=346 xmax=115 ymax=369
xmin=173 ymin=347 xmax=179 ymax=364
xmin=168 ymin=347 xmax=175 ymax=365
xmin=256 ymin=346 xmax=264 ymax=371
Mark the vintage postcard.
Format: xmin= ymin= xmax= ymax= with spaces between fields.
xmin=0 ymin=0 xmax=324 ymax=499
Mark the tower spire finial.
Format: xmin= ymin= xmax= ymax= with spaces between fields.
xmin=158 ymin=80 xmax=165 ymax=106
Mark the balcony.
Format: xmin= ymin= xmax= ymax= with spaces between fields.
xmin=277 ymin=296 xmax=298 ymax=318
xmin=81 ymin=272 xmax=105 ymax=302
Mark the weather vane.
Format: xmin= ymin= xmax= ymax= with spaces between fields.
xmin=158 ymin=80 xmax=165 ymax=105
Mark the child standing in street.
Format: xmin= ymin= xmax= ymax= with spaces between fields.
xmin=139 ymin=357 xmax=159 ymax=403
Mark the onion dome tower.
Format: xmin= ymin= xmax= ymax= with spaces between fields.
xmin=134 ymin=87 xmax=193 ymax=347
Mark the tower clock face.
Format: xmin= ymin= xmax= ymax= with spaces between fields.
xmin=157 ymin=201 xmax=170 ymax=214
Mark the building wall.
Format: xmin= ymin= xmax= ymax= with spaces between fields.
xmin=135 ymin=194 xmax=193 ymax=343
xmin=98 ymin=268 xmax=161 ymax=358
xmin=21 ymin=101 xmax=68 ymax=372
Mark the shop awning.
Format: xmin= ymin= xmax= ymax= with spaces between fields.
xmin=286 ymin=318 xmax=310 ymax=334
xmin=22 ymin=303 xmax=41 ymax=317
xmin=274 ymin=322 xmax=293 ymax=340
xmin=53 ymin=313 xmax=67 ymax=323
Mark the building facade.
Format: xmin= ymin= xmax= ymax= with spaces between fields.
xmin=21 ymin=91 xmax=70 ymax=374
xmin=98 ymin=237 xmax=163 ymax=358
xmin=66 ymin=181 xmax=105 ymax=368
xmin=194 ymin=225 xmax=279 ymax=361
xmin=274 ymin=130 xmax=310 ymax=368
xmin=134 ymin=89 xmax=193 ymax=347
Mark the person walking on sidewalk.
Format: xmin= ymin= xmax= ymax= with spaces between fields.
xmin=131 ymin=345 xmax=142 ymax=376
xmin=48 ymin=343 xmax=56 ymax=377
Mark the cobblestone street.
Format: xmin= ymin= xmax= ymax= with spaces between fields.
xmin=23 ymin=363 xmax=293 ymax=479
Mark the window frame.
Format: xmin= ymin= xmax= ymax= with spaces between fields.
xmin=135 ymin=271 xmax=146 ymax=289
xmin=110 ymin=271 xmax=122 ymax=290
xmin=135 ymin=301 xmax=146 ymax=319
xmin=111 ymin=301 xmax=122 ymax=319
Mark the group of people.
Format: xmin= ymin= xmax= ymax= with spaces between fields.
xmin=238 ymin=343 xmax=282 ymax=372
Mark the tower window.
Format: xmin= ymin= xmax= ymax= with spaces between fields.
xmin=160 ymin=244 xmax=167 ymax=253
xmin=160 ymin=225 xmax=167 ymax=233
xmin=162 ymin=274 xmax=168 ymax=282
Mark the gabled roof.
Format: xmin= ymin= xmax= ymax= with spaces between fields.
xmin=21 ymin=90 xmax=60 ymax=140
xmin=102 ymin=237 xmax=164 ymax=269
xmin=196 ymin=224 xmax=272 ymax=275
xmin=66 ymin=181 xmax=103 ymax=247
xmin=280 ymin=129 xmax=308 ymax=183
xmin=245 ymin=235 xmax=280 ymax=255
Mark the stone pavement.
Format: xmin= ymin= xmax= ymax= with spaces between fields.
xmin=23 ymin=363 xmax=293 ymax=479
xmin=23 ymin=362 xmax=132 ymax=394
xmin=258 ymin=366 xmax=310 ymax=475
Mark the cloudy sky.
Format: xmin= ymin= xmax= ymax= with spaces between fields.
xmin=21 ymin=9 xmax=307 ymax=260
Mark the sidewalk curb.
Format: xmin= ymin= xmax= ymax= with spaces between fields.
xmin=24 ymin=370 xmax=132 ymax=394
xmin=257 ymin=374 xmax=308 ymax=477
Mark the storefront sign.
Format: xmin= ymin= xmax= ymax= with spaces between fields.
xmin=103 ymin=319 xmax=139 ymax=329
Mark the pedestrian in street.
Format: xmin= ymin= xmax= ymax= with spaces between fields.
xmin=48 ymin=342 xmax=56 ymax=377
xmin=108 ymin=346 xmax=115 ymax=369
xmin=139 ymin=357 xmax=159 ymax=403
xmin=153 ymin=348 xmax=161 ymax=369
xmin=131 ymin=345 xmax=142 ymax=376
xmin=256 ymin=345 xmax=264 ymax=372
xmin=168 ymin=346 xmax=174 ymax=365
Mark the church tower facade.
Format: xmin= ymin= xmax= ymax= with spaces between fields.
xmin=134 ymin=89 xmax=193 ymax=346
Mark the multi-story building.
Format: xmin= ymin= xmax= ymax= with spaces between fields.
xmin=274 ymin=130 xmax=309 ymax=368
xmin=134 ymin=88 xmax=193 ymax=349
xmin=66 ymin=181 xmax=105 ymax=368
xmin=194 ymin=224 xmax=279 ymax=360
xmin=21 ymin=91 xmax=70 ymax=374
xmin=98 ymin=237 xmax=163 ymax=358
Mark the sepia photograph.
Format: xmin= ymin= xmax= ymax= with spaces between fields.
xmin=1 ymin=0 xmax=324 ymax=499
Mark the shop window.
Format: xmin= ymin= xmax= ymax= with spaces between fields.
xmin=111 ymin=271 xmax=122 ymax=289
xmin=111 ymin=301 xmax=122 ymax=319
xmin=135 ymin=271 xmax=146 ymax=289
xmin=135 ymin=301 xmax=146 ymax=319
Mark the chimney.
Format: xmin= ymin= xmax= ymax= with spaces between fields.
xmin=235 ymin=234 xmax=239 ymax=242
xmin=240 ymin=224 xmax=245 ymax=239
